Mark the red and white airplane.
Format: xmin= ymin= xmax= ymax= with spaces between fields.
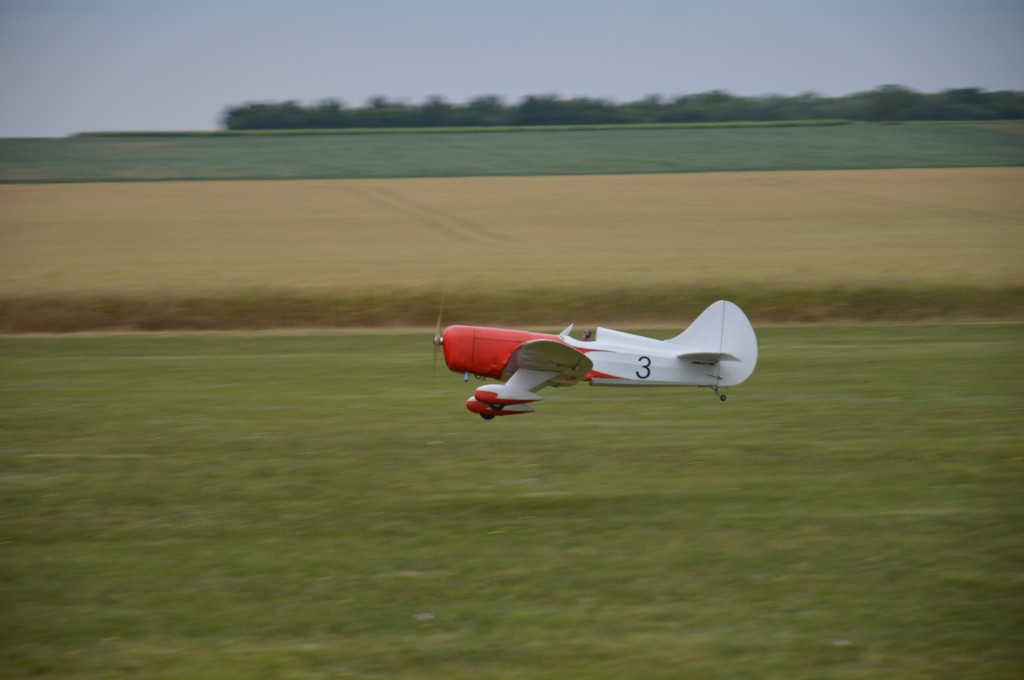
xmin=434 ymin=300 xmax=757 ymax=419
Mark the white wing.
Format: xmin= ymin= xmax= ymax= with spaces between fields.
xmin=504 ymin=339 xmax=592 ymax=387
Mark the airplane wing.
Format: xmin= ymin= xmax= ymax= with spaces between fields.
xmin=470 ymin=340 xmax=593 ymax=418
xmin=506 ymin=339 xmax=593 ymax=385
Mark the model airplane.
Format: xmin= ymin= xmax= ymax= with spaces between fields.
xmin=434 ymin=300 xmax=757 ymax=419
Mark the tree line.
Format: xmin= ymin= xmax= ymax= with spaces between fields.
xmin=222 ymin=85 xmax=1024 ymax=130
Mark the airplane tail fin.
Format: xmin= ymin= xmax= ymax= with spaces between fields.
xmin=668 ymin=300 xmax=757 ymax=387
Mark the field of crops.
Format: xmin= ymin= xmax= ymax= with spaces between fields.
xmin=2 ymin=168 xmax=1022 ymax=330
xmin=2 ymin=324 xmax=1021 ymax=678
xmin=2 ymin=123 xmax=1023 ymax=183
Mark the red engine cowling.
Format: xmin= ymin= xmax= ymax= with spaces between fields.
xmin=441 ymin=325 xmax=559 ymax=380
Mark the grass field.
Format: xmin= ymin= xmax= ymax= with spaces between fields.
xmin=2 ymin=123 xmax=1023 ymax=183
xmin=2 ymin=168 xmax=1021 ymax=330
xmin=75 ymin=120 xmax=854 ymax=137
xmin=2 ymin=324 xmax=1022 ymax=678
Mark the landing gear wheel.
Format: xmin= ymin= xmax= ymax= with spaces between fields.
xmin=481 ymin=414 xmax=495 ymax=420
xmin=720 ymin=394 xmax=727 ymax=402
xmin=491 ymin=403 xmax=505 ymax=411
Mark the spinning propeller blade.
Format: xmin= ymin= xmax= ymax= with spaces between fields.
xmin=432 ymin=298 xmax=444 ymax=376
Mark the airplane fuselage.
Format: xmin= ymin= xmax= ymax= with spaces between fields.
xmin=442 ymin=325 xmax=736 ymax=388
xmin=437 ymin=301 xmax=758 ymax=417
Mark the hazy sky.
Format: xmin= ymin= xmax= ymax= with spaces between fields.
xmin=1 ymin=0 xmax=1021 ymax=137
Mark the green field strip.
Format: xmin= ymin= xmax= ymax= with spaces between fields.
xmin=3 ymin=124 xmax=1023 ymax=183
xmin=73 ymin=120 xmax=854 ymax=137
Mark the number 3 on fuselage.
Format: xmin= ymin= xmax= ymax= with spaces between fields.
xmin=435 ymin=300 xmax=758 ymax=419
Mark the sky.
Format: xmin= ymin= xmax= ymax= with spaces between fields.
xmin=1 ymin=0 xmax=1022 ymax=137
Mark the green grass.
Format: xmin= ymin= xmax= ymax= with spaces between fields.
xmin=73 ymin=120 xmax=854 ymax=137
xmin=2 ymin=324 xmax=1022 ymax=678
xmin=3 ymin=123 xmax=1023 ymax=183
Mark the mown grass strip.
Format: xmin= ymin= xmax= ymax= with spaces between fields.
xmin=2 ymin=285 xmax=1021 ymax=333
xmin=2 ymin=325 xmax=1021 ymax=678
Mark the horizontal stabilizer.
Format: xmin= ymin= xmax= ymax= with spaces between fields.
xmin=677 ymin=351 xmax=741 ymax=363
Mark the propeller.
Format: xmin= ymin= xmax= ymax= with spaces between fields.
xmin=432 ymin=297 xmax=444 ymax=376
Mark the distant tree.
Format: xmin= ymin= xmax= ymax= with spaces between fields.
xmin=416 ymin=96 xmax=453 ymax=127
xmin=461 ymin=95 xmax=509 ymax=126
xmin=690 ymin=90 xmax=745 ymax=121
xmin=514 ymin=94 xmax=569 ymax=125
xmin=756 ymin=91 xmax=825 ymax=120
xmin=863 ymin=85 xmax=925 ymax=121
xmin=221 ymin=86 xmax=1024 ymax=130
xmin=306 ymin=99 xmax=347 ymax=128
xmin=932 ymin=88 xmax=985 ymax=120
xmin=621 ymin=95 xmax=667 ymax=123
xmin=985 ymin=90 xmax=1024 ymax=119
xmin=356 ymin=96 xmax=413 ymax=127
xmin=222 ymin=101 xmax=305 ymax=130
xmin=661 ymin=95 xmax=705 ymax=123
xmin=562 ymin=97 xmax=623 ymax=124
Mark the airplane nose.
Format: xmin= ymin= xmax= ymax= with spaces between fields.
xmin=439 ymin=325 xmax=474 ymax=374
xmin=432 ymin=329 xmax=445 ymax=375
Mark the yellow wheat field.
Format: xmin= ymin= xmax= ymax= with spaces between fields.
xmin=1 ymin=168 xmax=1021 ymax=296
